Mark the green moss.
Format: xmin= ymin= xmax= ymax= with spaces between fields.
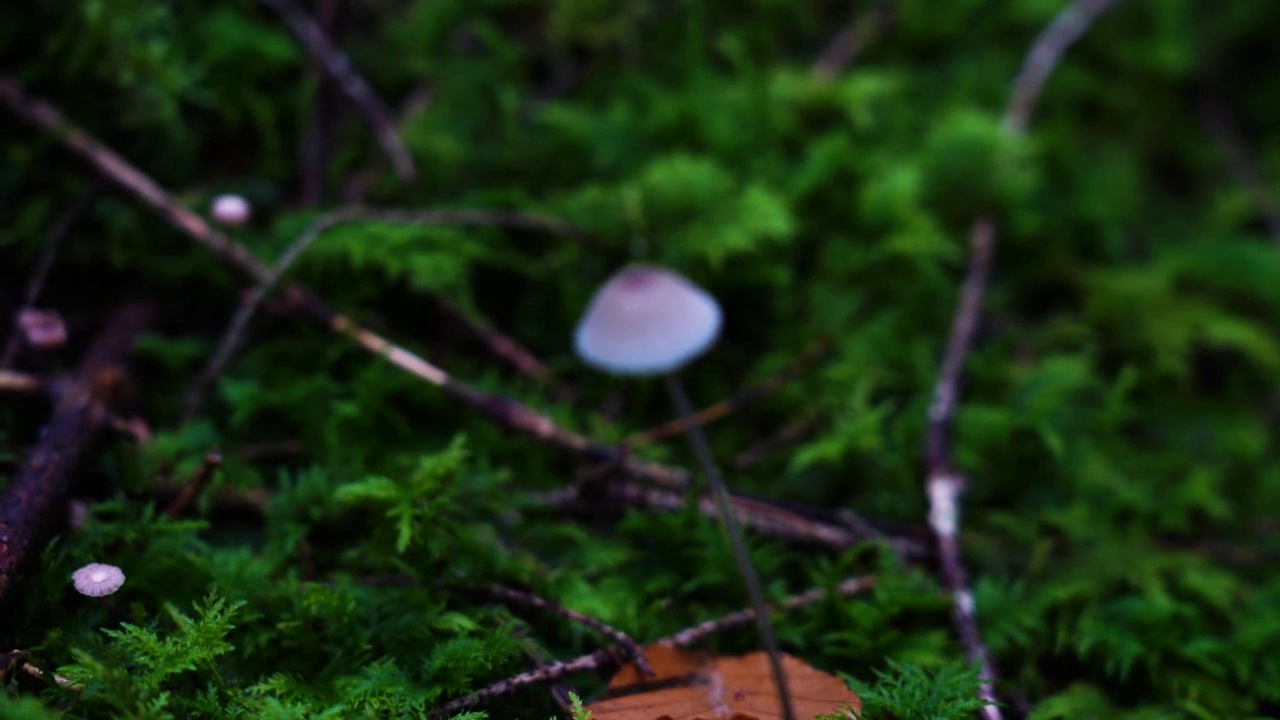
xmin=3 ymin=1 xmax=1280 ymax=718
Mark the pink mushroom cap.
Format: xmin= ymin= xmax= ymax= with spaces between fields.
xmin=573 ymin=264 xmax=722 ymax=376
xmin=210 ymin=194 xmax=252 ymax=227
xmin=71 ymin=562 xmax=126 ymax=597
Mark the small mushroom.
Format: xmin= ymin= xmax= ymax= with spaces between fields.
xmin=574 ymin=265 xmax=722 ymax=376
xmin=573 ymin=264 xmax=796 ymax=720
xmin=209 ymin=194 xmax=251 ymax=227
xmin=71 ymin=562 xmax=125 ymax=597
xmin=16 ymin=308 xmax=67 ymax=351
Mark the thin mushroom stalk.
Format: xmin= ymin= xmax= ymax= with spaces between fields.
xmin=572 ymin=264 xmax=795 ymax=720
xmin=663 ymin=372 xmax=796 ymax=720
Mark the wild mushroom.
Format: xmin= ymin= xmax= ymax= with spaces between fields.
xmin=71 ymin=561 xmax=128 ymax=620
xmin=209 ymin=194 xmax=251 ymax=227
xmin=574 ymin=264 xmax=796 ymax=720
xmin=71 ymin=562 xmax=125 ymax=597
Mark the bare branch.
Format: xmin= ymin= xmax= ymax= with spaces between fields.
xmin=0 ymin=370 xmax=45 ymax=395
xmin=0 ymin=302 xmax=152 ymax=607
xmin=923 ymin=2 xmax=1119 ymax=717
xmin=484 ymin=584 xmax=654 ymax=677
xmin=1199 ymin=95 xmax=1280 ymax=247
xmin=164 ymin=452 xmax=224 ymax=518
xmin=259 ymin=0 xmax=416 ymax=181
xmin=0 ymin=76 xmax=686 ymax=490
xmin=427 ymin=575 xmax=876 ymax=718
xmin=811 ymin=3 xmax=895 ymax=82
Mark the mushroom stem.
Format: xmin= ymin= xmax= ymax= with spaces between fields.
xmin=662 ymin=373 xmax=796 ymax=720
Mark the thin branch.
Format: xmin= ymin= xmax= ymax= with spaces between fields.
xmin=625 ymin=338 xmax=831 ymax=447
xmin=0 ymin=370 xmax=46 ymax=395
xmin=731 ymin=415 xmax=820 ymax=469
xmin=1 ymin=651 xmax=77 ymax=689
xmin=0 ymin=302 xmax=152 ymax=607
xmin=811 ymin=3 xmax=895 ymax=82
xmin=1 ymin=184 xmax=100 ymax=368
xmin=512 ymin=630 xmax=575 ymax=715
xmin=484 ymin=584 xmax=654 ymax=677
xmin=666 ymin=575 xmax=876 ymax=648
xmin=923 ymin=2 xmax=1118 ymax=718
xmin=164 ymin=452 xmax=224 ymax=518
xmin=1199 ymin=94 xmax=1280 ymax=247
xmin=433 ymin=295 xmax=576 ymax=400
xmin=541 ymin=481 xmax=928 ymax=561
xmin=426 ymin=575 xmax=876 ymax=718
xmin=342 ymin=83 xmax=435 ymax=204
xmin=0 ymin=77 xmax=687 ymax=490
xmin=297 ymin=0 xmax=340 ymax=206
xmin=1003 ymin=0 xmax=1120 ymax=134
xmin=259 ymin=0 xmax=416 ymax=181
xmin=184 ymin=205 xmax=591 ymax=420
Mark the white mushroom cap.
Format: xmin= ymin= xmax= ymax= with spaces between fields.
xmin=573 ymin=264 xmax=722 ymax=376
xmin=71 ymin=562 xmax=126 ymax=597
xmin=210 ymin=194 xmax=252 ymax=227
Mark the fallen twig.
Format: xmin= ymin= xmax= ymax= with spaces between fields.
xmin=512 ymin=630 xmax=575 ymax=714
xmin=164 ymin=452 xmax=224 ymax=518
xmin=923 ymin=2 xmax=1119 ymax=717
xmin=297 ymin=0 xmax=340 ymax=206
xmin=811 ymin=3 xmax=895 ymax=82
xmin=433 ymin=295 xmax=576 ymax=400
xmin=183 ymin=205 xmax=589 ymax=419
xmin=1199 ymin=94 xmax=1280 ymax=247
xmin=0 ymin=77 xmax=687 ymax=490
xmin=342 ymin=83 xmax=435 ymax=204
xmin=1 ymin=650 xmax=77 ymax=689
xmin=0 ymin=369 xmax=46 ymax=394
xmin=731 ymin=415 xmax=820 ymax=469
xmin=539 ymin=481 xmax=929 ymax=561
xmin=484 ymin=584 xmax=654 ymax=677
xmin=259 ymin=0 xmax=416 ymax=181
xmin=625 ymin=338 xmax=832 ymax=447
xmin=667 ymin=575 xmax=876 ymax=648
xmin=427 ymin=574 xmax=876 ymax=718
xmin=0 ymin=302 xmax=152 ymax=607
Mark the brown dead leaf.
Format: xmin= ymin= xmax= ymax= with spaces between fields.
xmin=586 ymin=642 xmax=860 ymax=720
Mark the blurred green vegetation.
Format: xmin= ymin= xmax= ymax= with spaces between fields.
xmin=2 ymin=1 xmax=1280 ymax=718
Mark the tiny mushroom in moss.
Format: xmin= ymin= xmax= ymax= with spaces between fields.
xmin=573 ymin=263 xmax=796 ymax=720
xmin=210 ymin=194 xmax=251 ymax=227
xmin=71 ymin=562 xmax=125 ymax=597
xmin=574 ymin=264 xmax=722 ymax=376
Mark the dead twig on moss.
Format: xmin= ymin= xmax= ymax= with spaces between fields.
xmin=731 ymin=415 xmax=820 ymax=469
xmin=1 ymin=650 xmax=77 ymax=689
xmin=164 ymin=452 xmax=224 ymax=518
xmin=625 ymin=338 xmax=832 ymax=447
xmin=539 ymin=481 xmax=929 ymax=561
xmin=924 ymin=2 xmax=1119 ymax=717
xmin=0 ymin=370 xmax=46 ymax=395
xmin=185 ymin=204 xmax=590 ymax=417
xmin=1199 ymin=94 xmax=1280 ymax=247
xmin=433 ymin=295 xmax=576 ymax=400
xmin=667 ymin=575 xmax=876 ymax=648
xmin=427 ymin=574 xmax=876 ymax=718
xmin=342 ymin=83 xmax=435 ymax=204
xmin=811 ymin=3 xmax=895 ymax=82
xmin=0 ymin=76 xmax=687 ymax=491
xmin=0 ymin=302 xmax=152 ymax=607
xmin=484 ymin=584 xmax=654 ymax=677
xmin=259 ymin=0 xmax=416 ymax=181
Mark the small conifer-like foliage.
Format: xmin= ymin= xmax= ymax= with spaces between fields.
xmin=2 ymin=1 xmax=1280 ymax=719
